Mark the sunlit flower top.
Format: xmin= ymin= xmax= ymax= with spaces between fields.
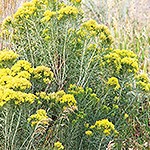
xmin=107 ymin=77 xmax=120 ymax=90
xmin=28 ymin=109 xmax=49 ymax=126
xmin=0 ymin=49 xmax=19 ymax=66
xmin=58 ymin=5 xmax=79 ymax=20
xmin=41 ymin=10 xmax=56 ymax=22
xmin=76 ymin=19 xmax=114 ymax=45
xmin=33 ymin=65 xmax=54 ymax=84
xmin=54 ymin=141 xmax=64 ymax=150
xmin=85 ymin=119 xmax=117 ymax=136
xmin=104 ymin=49 xmax=139 ymax=75
xmin=0 ymin=86 xmax=36 ymax=106
xmin=11 ymin=60 xmax=33 ymax=75
xmin=136 ymin=73 xmax=150 ymax=92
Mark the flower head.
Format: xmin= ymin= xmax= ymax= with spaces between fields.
xmin=85 ymin=130 xmax=93 ymax=136
xmin=54 ymin=141 xmax=64 ymax=150
xmin=28 ymin=109 xmax=49 ymax=126
xmin=107 ymin=77 xmax=120 ymax=90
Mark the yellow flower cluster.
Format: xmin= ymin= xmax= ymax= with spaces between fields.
xmin=137 ymin=73 xmax=149 ymax=83
xmin=68 ymin=84 xmax=84 ymax=95
xmin=15 ymin=71 xmax=31 ymax=80
xmin=104 ymin=53 xmax=121 ymax=73
xmin=59 ymin=94 xmax=77 ymax=107
xmin=82 ymin=19 xmax=98 ymax=31
xmin=0 ymin=51 xmax=34 ymax=99
xmin=33 ymin=66 xmax=54 ymax=84
xmin=113 ymin=49 xmax=137 ymax=58
xmin=0 ymin=51 xmax=49 ymax=107
xmin=54 ymin=90 xmax=77 ymax=107
xmin=28 ymin=109 xmax=49 ymax=127
xmin=36 ymin=90 xmax=77 ymax=109
xmin=89 ymin=119 xmax=117 ymax=136
xmin=0 ymin=86 xmax=36 ymax=106
xmin=107 ymin=77 xmax=120 ymax=90
xmin=41 ymin=10 xmax=56 ymax=22
xmin=58 ymin=5 xmax=79 ymax=20
xmin=136 ymin=73 xmax=150 ymax=92
xmin=11 ymin=60 xmax=33 ymax=75
xmin=0 ymin=49 xmax=19 ymax=66
xmin=36 ymin=91 xmax=50 ymax=101
xmin=124 ymin=113 xmax=129 ymax=119
xmin=121 ymin=57 xmax=138 ymax=73
xmin=104 ymin=49 xmax=139 ymax=74
xmin=0 ymin=76 xmax=31 ymax=90
xmin=85 ymin=130 xmax=93 ymax=136
xmin=76 ymin=19 xmax=113 ymax=45
xmin=54 ymin=141 xmax=64 ymax=150
xmin=0 ymin=68 xmax=11 ymax=78
xmin=13 ymin=1 xmax=37 ymax=20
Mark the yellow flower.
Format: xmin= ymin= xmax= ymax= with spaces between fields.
xmin=113 ymin=49 xmax=137 ymax=59
xmin=104 ymin=49 xmax=138 ymax=74
xmin=124 ymin=113 xmax=129 ymax=119
xmin=104 ymin=52 xmax=121 ymax=73
xmin=0 ymin=76 xmax=32 ymax=90
xmin=113 ymin=104 xmax=119 ymax=109
xmin=55 ymin=90 xmax=66 ymax=98
xmin=95 ymin=119 xmax=115 ymax=130
xmin=1 ymin=16 xmax=12 ymax=29
xmin=28 ymin=109 xmax=49 ymax=126
xmin=103 ymin=129 xmax=111 ymax=136
xmin=89 ymin=119 xmax=116 ymax=136
xmin=0 ymin=68 xmax=11 ymax=78
xmin=84 ymin=123 xmax=89 ymax=128
xmin=41 ymin=10 xmax=56 ymax=22
xmin=54 ymin=141 xmax=64 ymax=150
xmin=121 ymin=57 xmax=139 ymax=73
xmin=0 ymin=86 xmax=36 ymax=107
xmin=68 ymin=84 xmax=84 ymax=95
xmin=58 ymin=5 xmax=79 ymax=20
xmin=100 ymin=32 xmax=106 ymax=40
xmin=0 ymin=49 xmax=19 ymax=64
xmin=136 ymin=73 xmax=149 ymax=83
xmin=33 ymin=65 xmax=53 ymax=83
xmin=90 ymin=125 xmax=95 ymax=129
xmin=136 ymin=81 xmax=150 ymax=92
xmin=13 ymin=1 xmax=36 ymax=20
xmin=36 ymin=92 xmax=50 ymax=100
xmin=85 ymin=130 xmax=93 ymax=136
xmin=32 ymin=0 xmax=49 ymax=6
xmin=11 ymin=60 xmax=33 ymax=75
xmin=107 ymin=77 xmax=120 ymax=90
xmin=59 ymin=94 xmax=77 ymax=107
xmin=15 ymin=71 xmax=31 ymax=79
